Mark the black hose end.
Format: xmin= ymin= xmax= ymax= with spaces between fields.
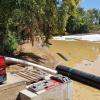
xmin=56 ymin=65 xmax=71 ymax=76
xmin=56 ymin=65 xmax=100 ymax=89
xmin=56 ymin=65 xmax=70 ymax=72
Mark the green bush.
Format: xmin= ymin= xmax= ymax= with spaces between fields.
xmin=89 ymin=25 xmax=100 ymax=32
xmin=3 ymin=31 xmax=18 ymax=56
xmin=66 ymin=16 xmax=89 ymax=34
xmin=79 ymin=24 xmax=89 ymax=33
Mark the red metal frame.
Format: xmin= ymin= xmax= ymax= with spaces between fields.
xmin=0 ymin=56 xmax=6 ymax=74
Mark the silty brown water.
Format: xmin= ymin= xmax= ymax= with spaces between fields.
xmin=49 ymin=40 xmax=100 ymax=67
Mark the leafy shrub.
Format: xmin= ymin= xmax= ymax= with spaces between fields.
xmin=3 ymin=31 xmax=18 ymax=56
xmin=66 ymin=16 xmax=89 ymax=34
xmin=89 ymin=25 xmax=100 ymax=32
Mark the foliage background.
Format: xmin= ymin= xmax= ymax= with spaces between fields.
xmin=0 ymin=0 xmax=100 ymax=55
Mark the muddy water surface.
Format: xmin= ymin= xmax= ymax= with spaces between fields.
xmin=49 ymin=40 xmax=100 ymax=67
xmin=49 ymin=40 xmax=100 ymax=100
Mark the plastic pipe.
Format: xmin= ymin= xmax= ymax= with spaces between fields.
xmin=56 ymin=65 xmax=100 ymax=89
xmin=5 ymin=57 xmax=57 ymax=75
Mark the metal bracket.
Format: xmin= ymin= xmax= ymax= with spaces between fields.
xmin=50 ymin=74 xmax=69 ymax=83
xmin=28 ymin=80 xmax=53 ymax=92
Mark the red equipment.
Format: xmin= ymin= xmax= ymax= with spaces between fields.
xmin=0 ymin=56 xmax=7 ymax=83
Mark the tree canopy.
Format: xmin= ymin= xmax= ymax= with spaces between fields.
xmin=0 ymin=0 xmax=81 ymax=55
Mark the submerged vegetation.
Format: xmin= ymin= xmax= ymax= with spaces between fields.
xmin=0 ymin=0 xmax=100 ymax=55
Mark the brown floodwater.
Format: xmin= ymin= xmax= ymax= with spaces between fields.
xmin=48 ymin=40 xmax=100 ymax=100
xmin=49 ymin=40 xmax=100 ymax=67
